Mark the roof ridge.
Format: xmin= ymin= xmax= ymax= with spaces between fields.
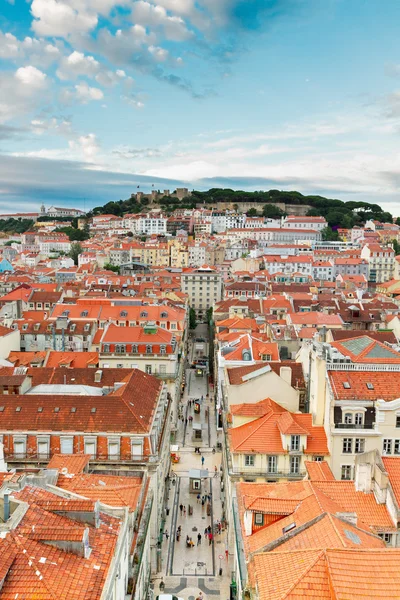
xmin=326 ymin=513 xmax=347 ymax=548
xmin=11 ymin=533 xmax=60 ymax=600
xmin=279 ymin=549 xmax=326 ymax=599
xmin=231 ymin=413 xmax=274 ymax=449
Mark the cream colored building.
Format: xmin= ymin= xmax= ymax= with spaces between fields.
xmin=181 ymin=265 xmax=223 ymax=319
xmin=168 ymin=240 xmax=188 ymax=268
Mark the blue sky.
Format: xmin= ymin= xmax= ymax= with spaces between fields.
xmin=2 ymin=0 xmax=400 ymax=213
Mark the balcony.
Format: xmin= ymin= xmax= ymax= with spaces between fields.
xmin=5 ymin=452 xmax=157 ymax=465
xmin=334 ymin=422 xmax=375 ymax=430
xmin=230 ymin=467 xmax=305 ymax=478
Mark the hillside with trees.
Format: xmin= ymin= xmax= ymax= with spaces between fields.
xmin=90 ymin=189 xmax=393 ymax=232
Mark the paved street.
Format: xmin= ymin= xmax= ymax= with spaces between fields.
xmin=152 ymin=324 xmax=232 ymax=600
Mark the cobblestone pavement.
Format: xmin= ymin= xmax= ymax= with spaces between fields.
xmin=151 ymin=324 xmax=232 ymax=600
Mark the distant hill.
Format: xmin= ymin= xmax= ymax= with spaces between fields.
xmin=90 ymin=188 xmax=393 ymax=232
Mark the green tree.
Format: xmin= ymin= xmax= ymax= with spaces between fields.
xmin=246 ymin=208 xmax=258 ymax=217
xmin=262 ymin=204 xmax=285 ymax=219
xmin=103 ymin=263 xmax=120 ymax=273
xmin=189 ymin=307 xmax=197 ymax=330
xmin=321 ymin=226 xmax=339 ymax=241
xmin=392 ymin=239 xmax=400 ymax=255
xmin=69 ymin=242 xmax=83 ymax=265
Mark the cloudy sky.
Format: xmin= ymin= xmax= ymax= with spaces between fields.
xmin=2 ymin=0 xmax=400 ymax=213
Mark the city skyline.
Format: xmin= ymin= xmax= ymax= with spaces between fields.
xmin=2 ymin=0 xmax=400 ymax=212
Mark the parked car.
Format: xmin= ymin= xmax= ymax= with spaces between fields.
xmin=156 ymin=595 xmax=184 ymax=600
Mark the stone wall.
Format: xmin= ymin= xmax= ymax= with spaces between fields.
xmin=196 ymin=201 xmax=311 ymax=215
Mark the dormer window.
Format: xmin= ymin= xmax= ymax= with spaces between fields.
xmin=140 ymin=311 xmax=148 ymax=318
xmin=116 ymin=344 xmax=125 ymax=354
xmin=84 ymin=324 xmax=90 ymax=332
xmin=160 ymin=345 xmax=166 ymax=355
xmin=146 ymin=344 xmax=152 ymax=354
xmin=120 ymin=310 xmax=128 ymax=317
xmin=290 ymin=435 xmax=300 ymax=451
xmin=161 ymin=311 xmax=168 ymax=318
xmin=103 ymin=344 xmax=110 ymax=352
xmin=132 ymin=344 xmax=138 ymax=353
xmin=22 ymin=324 xmax=28 ymax=331
xmin=344 ymin=413 xmax=353 ymax=424
xmin=62 ymin=310 xmax=69 ymax=317
xmin=81 ymin=310 xmax=88 ymax=317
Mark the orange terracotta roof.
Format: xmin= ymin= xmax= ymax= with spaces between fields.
xmin=382 ymin=457 xmax=400 ymax=506
xmin=305 ymin=461 xmax=335 ymax=481
xmin=251 ymin=548 xmax=400 ymax=600
xmin=229 ymin=410 xmax=329 ymax=455
xmin=328 ymin=370 xmax=400 ymax=401
xmin=47 ymin=454 xmax=91 ymax=474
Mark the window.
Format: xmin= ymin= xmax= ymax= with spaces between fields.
xmin=160 ymin=345 xmax=166 ymax=355
xmin=355 ymin=413 xmax=363 ymax=426
xmin=343 ymin=382 xmax=351 ymax=389
xmin=120 ymin=311 xmax=127 ymax=317
xmin=84 ymin=438 xmax=96 ymax=458
xmin=245 ymin=455 xmax=255 ymax=466
xmin=81 ymin=310 xmax=88 ymax=317
xmin=254 ymin=513 xmax=264 ymax=525
xmin=103 ymin=344 xmax=110 ymax=352
xmin=343 ymin=438 xmax=352 ymax=453
xmin=313 ymin=456 xmax=323 ymax=462
xmin=13 ymin=439 xmax=26 ymax=457
xmin=383 ymin=439 xmax=392 ymax=455
xmin=290 ymin=435 xmax=300 ymax=451
xmin=344 ymin=413 xmax=353 ymax=424
xmin=145 ymin=365 xmax=152 ymax=374
xmin=267 ymin=455 xmax=277 ymax=473
xmin=354 ymin=438 xmax=365 ymax=454
xmin=131 ymin=440 xmax=142 ymax=457
xmin=395 ymin=440 xmax=400 ymax=455
xmin=290 ymin=456 xmax=300 ymax=474
xmin=396 ymin=415 xmax=400 ymax=428
xmin=37 ymin=438 xmax=49 ymax=458
xmin=140 ymin=311 xmax=148 ymax=318
xmin=116 ymin=344 xmax=126 ymax=354
xmin=146 ymin=344 xmax=153 ymax=354
xmin=379 ymin=533 xmax=393 ymax=544
xmin=341 ymin=465 xmax=352 ymax=480
xmin=159 ymin=365 xmax=166 ymax=375
xmin=60 ymin=437 xmax=73 ymax=454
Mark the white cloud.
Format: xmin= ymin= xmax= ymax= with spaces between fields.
xmin=15 ymin=65 xmax=47 ymax=88
xmin=31 ymin=0 xmax=98 ymax=37
xmin=0 ymin=30 xmax=62 ymax=66
xmin=75 ymin=82 xmax=104 ymax=102
xmin=69 ymin=133 xmax=100 ymax=159
xmin=121 ymin=93 xmax=145 ymax=108
xmin=0 ymin=68 xmax=49 ymax=123
xmin=148 ymin=45 xmax=169 ymax=62
xmin=57 ymin=50 xmax=100 ymax=79
xmin=131 ymin=1 xmax=193 ymax=41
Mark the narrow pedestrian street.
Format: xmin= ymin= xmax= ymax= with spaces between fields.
xmin=152 ymin=323 xmax=232 ymax=600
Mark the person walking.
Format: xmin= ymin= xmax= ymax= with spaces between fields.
xmin=183 ymin=505 xmax=186 ymax=516
xmin=165 ymin=530 xmax=169 ymax=540
xmin=179 ymin=503 xmax=183 ymax=515
xmin=209 ymin=532 xmax=213 ymax=546
xmin=214 ymin=465 xmax=218 ymax=477
xmin=197 ymin=493 xmax=201 ymax=504
xmin=197 ymin=532 xmax=202 ymax=545
xmin=201 ymin=456 xmax=205 ymax=466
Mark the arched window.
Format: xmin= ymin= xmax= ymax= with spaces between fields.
xmin=81 ymin=310 xmax=88 ymax=317
xmin=161 ymin=311 xmax=168 ymax=318
xmin=146 ymin=344 xmax=152 ymax=354
xmin=140 ymin=311 xmax=148 ymax=318
xmin=344 ymin=413 xmax=353 ymax=424
xmin=120 ymin=310 xmax=128 ymax=318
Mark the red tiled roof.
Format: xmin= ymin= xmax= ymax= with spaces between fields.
xmin=48 ymin=454 xmax=91 ymax=474
xmin=328 ymin=370 xmax=400 ymax=401
xmin=305 ymin=461 xmax=335 ymax=481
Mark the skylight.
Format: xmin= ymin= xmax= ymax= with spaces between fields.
xmin=343 ymin=382 xmax=351 ymax=389
xmin=366 ymin=382 xmax=374 ymax=390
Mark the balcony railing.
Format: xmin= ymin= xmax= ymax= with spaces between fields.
xmin=334 ymin=422 xmax=375 ymax=430
xmin=5 ymin=452 xmax=157 ymax=464
xmin=231 ymin=467 xmax=305 ymax=478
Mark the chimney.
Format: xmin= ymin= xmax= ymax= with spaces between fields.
xmin=94 ymin=369 xmax=102 ymax=383
xmin=243 ymin=510 xmax=253 ymax=536
xmin=279 ymin=366 xmax=292 ymax=387
xmin=336 ymin=512 xmax=357 ymax=527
